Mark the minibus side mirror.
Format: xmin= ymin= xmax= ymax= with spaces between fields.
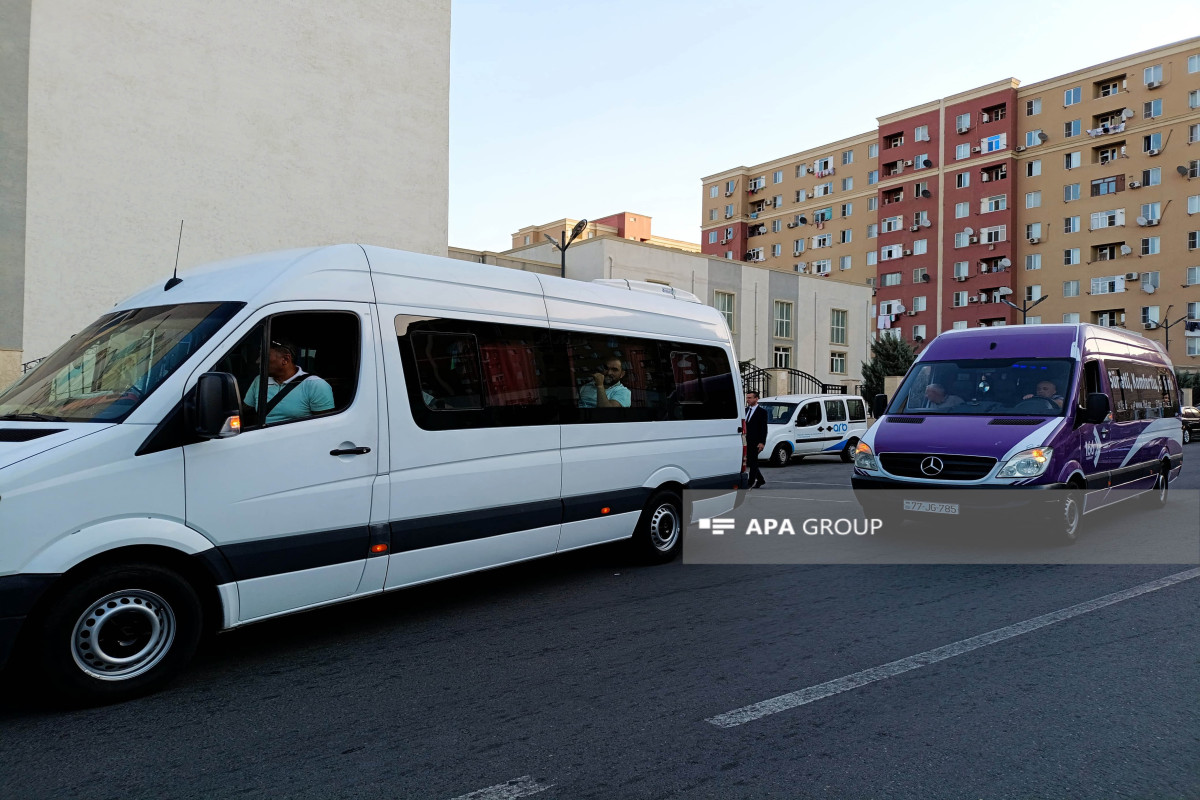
xmin=872 ymin=394 xmax=889 ymax=418
xmin=1083 ymin=392 xmax=1110 ymax=425
xmin=191 ymin=372 xmax=243 ymax=439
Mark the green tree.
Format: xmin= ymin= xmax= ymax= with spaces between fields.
xmin=861 ymin=336 xmax=917 ymax=406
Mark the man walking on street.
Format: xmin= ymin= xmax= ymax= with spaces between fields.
xmin=745 ymin=390 xmax=768 ymax=489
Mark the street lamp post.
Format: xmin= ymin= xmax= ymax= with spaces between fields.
xmin=1147 ymin=304 xmax=1190 ymax=353
xmin=1000 ymin=293 xmax=1047 ymax=324
xmin=544 ymin=219 xmax=589 ymax=274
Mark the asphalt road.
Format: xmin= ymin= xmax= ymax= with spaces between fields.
xmin=1 ymin=454 xmax=1198 ymax=799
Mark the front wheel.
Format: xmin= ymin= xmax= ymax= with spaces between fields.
xmin=840 ymin=438 xmax=859 ymax=463
xmin=1183 ymin=427 xmax=1192 ymax=445
xmin=630 ymin=489 xmax=684 ymax=564
xmin=770 ymin=443 xmax=791 ymax=468
xmin=1048 ymin=489 xmax=1084 ymax=546
xmin=28 ymin=563 xmax=203 ymax=706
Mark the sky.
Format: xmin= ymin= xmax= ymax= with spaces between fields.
xmin=447 ymin=1 xmax=1199 ymax=251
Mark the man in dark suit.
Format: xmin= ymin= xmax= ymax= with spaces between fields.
xmin=745 ymin=391 xmax=768 ymax=489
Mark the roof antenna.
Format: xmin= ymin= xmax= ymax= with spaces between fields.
xmin=164 ymin=219 xmax=184 ymax=291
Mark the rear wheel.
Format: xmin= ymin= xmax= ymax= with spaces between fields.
xmin=1183 ymin=427 xmax=1191 ymax=445
xmin=770 ymin=443 xmax=792 ymax=468
xmin=1147 ymin=461 xmax=1170 ymax=508
xmin=29 ymin=562 xmax=203 ymax=706
xmin=630 ymin=489 xmax=683 ymax=564
xmin=840 ymin=438 xmax=859 ymax=463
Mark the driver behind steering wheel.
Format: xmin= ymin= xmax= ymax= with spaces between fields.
xmin=1022 ymin=380 xmax=1064 ymax=408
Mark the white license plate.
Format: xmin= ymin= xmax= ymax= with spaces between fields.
xmin=903 ymin=500 xmax=960 ymax=515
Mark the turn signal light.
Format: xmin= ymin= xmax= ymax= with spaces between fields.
xmin=600 ymin=507 xmax=611 ymax=515
xmin=370 ymin=543 xmax=389 ymax=554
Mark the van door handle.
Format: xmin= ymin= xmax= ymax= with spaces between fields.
xmin=330 ymin=446 xmax=371 ymax=456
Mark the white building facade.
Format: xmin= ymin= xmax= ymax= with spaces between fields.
xmin=1 ymin=0 xmax=451 ymax=386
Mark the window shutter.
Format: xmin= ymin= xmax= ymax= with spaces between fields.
xmin=1116 ymin=175 xmax=1125 ymax=192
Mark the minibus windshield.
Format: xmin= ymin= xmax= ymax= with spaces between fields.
xmin=888 ymin=357 xmax=1076 ymax=417
xmin=758 ymin=402 xmax=797 ymax=424
xmin=0 ymin=302 xmax=242 ymax=423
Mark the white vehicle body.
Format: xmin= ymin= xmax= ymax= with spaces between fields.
xmin=0 ymin=245 xmax=742 ymax=698
xmin=755 ymin=393 xmax=871 ymax=466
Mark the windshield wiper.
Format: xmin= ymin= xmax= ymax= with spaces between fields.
xmin=0 ymin=412 xmax=66 ymax=422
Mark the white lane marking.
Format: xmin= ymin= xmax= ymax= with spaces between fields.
xmin=449 ymin=776 xmax=555 ymax=800
xmin=708 ymin=567 xmax=1200 ymax=728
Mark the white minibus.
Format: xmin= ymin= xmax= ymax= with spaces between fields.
xmin=0 ymin=245 xmax=743 ymax=703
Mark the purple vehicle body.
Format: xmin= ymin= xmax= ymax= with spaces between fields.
xmin=852 ymin=325 xmax=1183 ymax=536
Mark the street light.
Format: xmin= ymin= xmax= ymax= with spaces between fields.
xmin=1000 ymin=293 xmax=1047 ymax=324
xmin=1146 ymin=304 xmax=1191 ymax=353
xmin=544 ymin=218 xmax=589 ymax=274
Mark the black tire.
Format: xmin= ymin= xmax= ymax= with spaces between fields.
xmin=630 ymin=489 xmax=684 ymax=564
xmin=770 ymin=443 xmax=791 ymax=468
xmin=1147 ymin=461 xmax=1170 ymax=509
xmin=840 ymin=438 xmax=859 ymax=463
xmin=1183 ymin=427 xmax=1191 ymax=445
xmin=1048 ymin=487 xmax=1084 ymax=546
xmin=28 ymin=562 xmax=203 ymax=706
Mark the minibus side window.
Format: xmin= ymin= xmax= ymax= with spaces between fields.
xmin=797 ymin=402 xmax=821 ymax=426
xmin=211 ymin=311 xmax=360 ymax=430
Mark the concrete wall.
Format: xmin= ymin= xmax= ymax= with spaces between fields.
xmin=20 ymin=0 xmax=451 ymax=359
xmin=0 ymin=0 xmax=31 ymax=388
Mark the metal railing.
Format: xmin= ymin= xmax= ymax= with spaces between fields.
xmin=740 ymin=366 xmax=848 ymax=397
xmin=21 ymin=357 xmax=44 ymax=374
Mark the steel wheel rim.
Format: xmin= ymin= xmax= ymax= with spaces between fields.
xmin=773 ymin=446 xmax=788 ymax=466
xmin=649 ymin=502 xmax=680 ymax=552
xmin=1062 ymin=496 xmax=1080 ymax=539
xmin=1157 ymin=467 xmax=1168 ymax=502
xmin=71 ymin=589 xmax=176 ymax=681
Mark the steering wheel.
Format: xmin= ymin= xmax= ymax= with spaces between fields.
xmin=1014 ymin=397 xmax=1059 ymax=413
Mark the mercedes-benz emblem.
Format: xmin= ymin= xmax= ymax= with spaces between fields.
xmin=920 ymin=456 xmax=944 ymax=476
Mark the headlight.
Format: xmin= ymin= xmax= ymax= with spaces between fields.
xmin=997 ymin=446 xmax=1054 ymax=478
xmin=853 ymin=441 xmax=878 ymax=471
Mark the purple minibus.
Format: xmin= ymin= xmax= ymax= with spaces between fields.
xmin=851 ymin=324 xmax=1184 ymax=543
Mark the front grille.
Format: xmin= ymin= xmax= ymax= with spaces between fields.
xmin=879 ymin=453 xmax=996 ymax=480
xmin=886 ymin=417 xmax=925 ymax=424
xmin=988 ymin=418 xmax=1044 ymax=426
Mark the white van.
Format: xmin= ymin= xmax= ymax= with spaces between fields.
xmin=0 ymin=244 xmax=743 ymax=703
xmin=755 ymin=393 xmax=870 ymax=466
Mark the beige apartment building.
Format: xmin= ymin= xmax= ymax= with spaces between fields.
xmin=701 ymin=37 xmax=1200 ymax=370
xmin=1 ymin=0 xmax=451 ymax=389
xmin=1013 ymin=39 xmax=1200 ymax=364
xmin=511 ymin=212 xmax=699 ymax=253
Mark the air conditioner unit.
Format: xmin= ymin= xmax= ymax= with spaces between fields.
xmin=980 ymin=265 xmax=990 ymax=273
xmin=968 ymin=295 xmax=980 ymax=303
xmin=903 ymin=249 xmax=912 ymax=256
xmin=724 ymin=191 xmax=734 ymax=197
xmin=969 ymin=236 xmax=979 ymax=243
xmin=1028 ymin=237 xmax=1040 ymax=244
xmin=1147 ymin=148 xmax=1160 ymax=156
xmin=1145 ymin=218 xmax=1159 ymax=226
xmin=909 ymin=225 xmax=920 ymax=232
xmin=724 ymin=213 xmax=733 ymax=219
xmin=720 ymin=238 xmax=729 ymax=245
xmin=981 ymin=174 xmax=990 ymax=182
xmin=955 ymin=275 xmax=968 ymax=282
xmin=972 ymin=146 xmax=981 ymax=153
xmin=903 ymin=160 xmax=914 ymax=167
xmin=793 ymin=251 xmax=803 ymax=257
xmin=1145 ymin=322 xmax=1156 ymax=329
xmin=1129 ymin=181 xmax=1142 ymax=189
xmin=1146 ymin=80 xmax=1162 ymax=89
xmin=1125 ymin=271 xmax=1140 ymax=280
xmin=786 ymin=222 xmax=797 ymax=228
xmin=981 ymin=113 xmax=990 ymax=122
xmin=1015 ymin=146 xmax=1026 ymax=152
xmin=906 ymin=310 xmax=917 ymax=317
xmin=958 ymin=126 xmax=970 ymax=134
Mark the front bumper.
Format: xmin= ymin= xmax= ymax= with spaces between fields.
xmin=0 ymin=574 xmax=59 ymax=671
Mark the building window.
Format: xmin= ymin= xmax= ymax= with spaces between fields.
xmin=1026 ymin=254 xmax=1042 ymax=271
xmin=982 ymin=225 xmax=1006 ymax=243
xmin=773 ymin=170 xmax=783 ymax=184
xmin=881 ymin=272 xmax=902 ymax=286
xmin=914 ymin=125 xmax=930 ymax=141
xmin=954 ymin=261 xmax=969 ymax=278
xmin=955 ymin=201 xmax=969 ymax=219
xmin=771 ymin=219 xmax=782 ymax=233
xmin=984 ymin=195 xmax=1007 ymax=213
xmin=523 ymin=235 xmax=531 ymax=245
xmin=714 ymin=291 xmax=735 ymax=330
xmin=708 ymin=231 xmax=719 ymax=244
xmin=725 ymin=204 xmax=734 ymax=217
xmin=1144 ymin=132 xmax=1162 ymax=153
xmin=867 ymin=223 xmax=878 ymax=239
xmin=708 ymin=209 xmax=717 ymax=221
xmin=1064 ymin=151 xmax=1082 ymax=170
xmin=1141 ymin=202 xmax=1161 ymax=222
xmin=830 ymin=352 xmax=846 ymax=374
xmin=956 ymin=143 xmax=970 ymax=160
xmin=913 ymin=267 xmax=927 ymax=283
xmin=773 ymin=301 xmax=793 ymax=339
xmin=1090 ymin=176 xmax=1119 ymax=196
xmin=841 ymin=202 xmax=853 ymax=217
xmin=1064 ymin=183 xmax=1081 ymax=202
xmin=1064 ymin=86 xmax=1081 ymax=106
xmin=1063 ymin=280 xmax=1079 ymax=297
xmin=1027 ymin=160 xmax=1041 ymax=178
xmin=773 ymin=346 xmax=791 ymax=368
xmin=956 ymin=172 xmax=970 ymax=189
xmin=954 ymin=232 xmax=969 ymax=248
xmin=956 ymin=112 xmax=971 ymax=130
xmin=726 ymin=180 xmax=736 ymax=193
xmin=1025 ymin=284 xmax=1042 ymax=302
xmin=772 ymin=243 xmax=782 ymax=257
xmin=1144 ymin=99 xmax=1163 ymax=119
xmin=1026 ymin=98 xmax=1041 ymax=116
xmin=953 ymin=291 xmax=968 ymax=307
xmin=842 ymin=150 xmax=854 ymax=165
xmin=1143 ymin=167 xmax=1161 ymax=186
xmin=882 ymin=215 xmax=902 ymax=233
xmin=840 ymin=229 xmax=852 ymax=244
xmin=1025 ymin=130 xmax=1042 ymax=147
xmin=830 ymin=309 xmax=848 ymax=344
xmin=868 ymin=143 xmax=878 ymax=158
xmin=839 ymin=255 xmax=852 ymax=271
xmin=1097 ymin=79 xmax=1121 ymax=98
xmin=1141 ymin=237 xmax=1160 ymax=255
xmin=1144 ymin=64 xmax=1163 ymax=85
xmin=1025 ymin=316 xmax=1041 ymax=326
xmin=1065 ymin=216 xmax=1080 ymax=233
xmin=1026 ymin=191 xmax=1042 ymax=209
xmin=1142 ymin=271 xmax=1160 ymax=289
xmin=867 ymin=197 xmax=877 ymax=211
xmin=1064 ymin=119 xmax=1081 ymax=137
xmin=1063 ymin=312 xmax=1080 ymax=324
xmin=984 ymin=134 xmax=1005 ymax=152
xmin=1064 ymin=248 xmax=1080 ymax=265
xmin=709 ymin=186 xmax=719 ymax=198
xmin=1189 ymin=194 xmax=1200 ymax=214
xmin=814 ymin=233 xmax=832 ymax=248
xmin=866 ymin=251 xmax=877 ymax=266
xmin=1090 ymin=209 xmax=1124 ymax=229
xmin=913 ymin=239 xmax=927 ymax=255
xmin=868 ymin=170 xmax=879 ymax=185
xmin=1026 ymin=222 xmax=1042 ymax=240
xmin=1190 ymin=54 xmax=1200 ymax=73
